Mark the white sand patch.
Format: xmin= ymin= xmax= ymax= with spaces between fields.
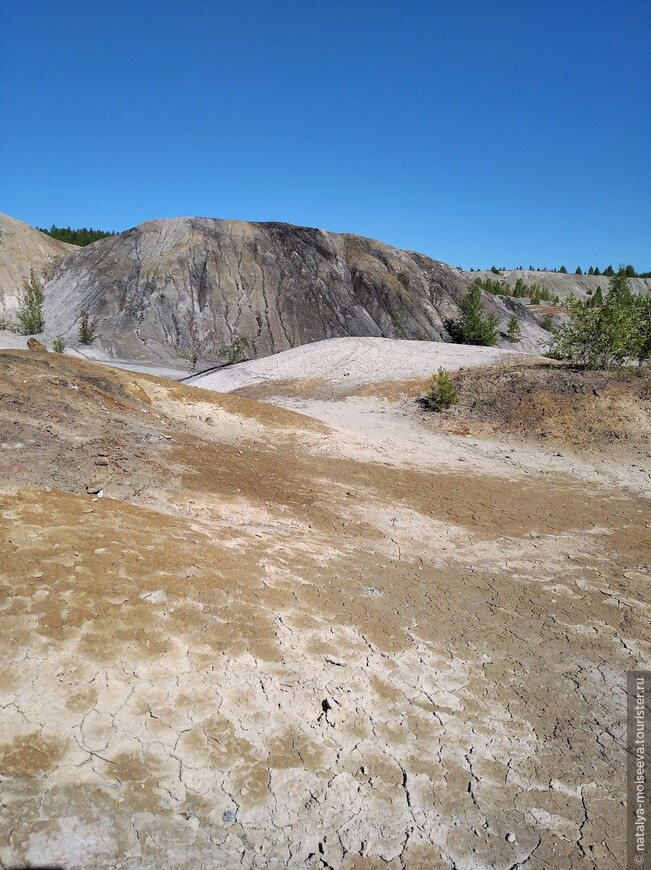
xmin=189 ymin=336 xmax=526 ymax=392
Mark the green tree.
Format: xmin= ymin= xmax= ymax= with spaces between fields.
xmin=446 ymin=283 xmax=499 ymax=346
xmin=424 ymin=368 xmax=459 ymax=411
xmin=506 ymin=314 xmax=522 ymax=342
xmin=16 ymin=269 xmax=45 ymax=334
xmin=559 ymin=265 xmax=567 ymax=273
xmin=588 ymin=266 xmax=594 ymax=275
xmin=587 ymin=286 xmax=603 ymax=307
xmin=78 ymin=310 xmax=96 ymax=344
xmin=604 ymin=265 xmax=614 ymax=276
xmin=52 ymin=336 xmax=65 ymax=352
xmin=550 ymin=268 xmax=647 ymax=368
xmin=391 ymin=306 xmax=407 ymax=339
xmin=632 ymin=295 xmax=651 ymax=366
xmin=575 ymin=266 xmax=583 ymax=275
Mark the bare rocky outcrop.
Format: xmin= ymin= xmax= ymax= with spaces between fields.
xmin=0 ymin=213 xmax=78 ymax=314
xmin=43 ymin=217 xmax=547 ymax=365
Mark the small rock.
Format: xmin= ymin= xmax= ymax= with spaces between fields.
xmin=95 ymin=458 xmax=110 ymax=466
xmin=26 ymin=337 xmax=47 ymax=352
xmin=506 ymin=832 xmax=516 ymax=843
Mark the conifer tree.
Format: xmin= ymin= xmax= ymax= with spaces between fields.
xmin=506 ymin=314 xmax=522 ymax=342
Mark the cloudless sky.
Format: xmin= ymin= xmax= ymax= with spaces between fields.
xmin=1 ymin=0 xmax=649 ymax=268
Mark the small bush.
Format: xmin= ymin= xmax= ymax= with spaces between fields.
xmin=0 ymin=312 xmax=16 ymax=331
xmin=425 ymin=368 xmax=459 ymax=411
xmin=218 ymin=336 xmax=251 ymax=365
xmin=52 ymin=336 xmax=65 ymax=353
xmin=177 ymin=348 xmax=199 ymax=372
xmin=78 ymin=310 xmax=96 ymax=344
xmin=16 ymin=270 xmax=45 ymax=334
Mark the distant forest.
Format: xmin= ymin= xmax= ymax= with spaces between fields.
xmin=469 ymin=264 xmax=651 ymax=278
xmin=38 ymin=225 xmax=116 ymax=247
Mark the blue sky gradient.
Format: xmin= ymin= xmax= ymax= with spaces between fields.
xmin=1 ymin=0 xmax=649 ymax=268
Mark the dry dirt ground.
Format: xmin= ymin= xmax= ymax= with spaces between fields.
xmin=1 ymin=349 xmax=650 ymax=869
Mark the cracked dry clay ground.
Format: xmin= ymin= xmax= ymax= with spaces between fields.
xmin=1 ymin=350 xmax=650 ymax=869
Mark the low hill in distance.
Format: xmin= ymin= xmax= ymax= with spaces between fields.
xmin=464 ymin=268 xmax=651 ymax=301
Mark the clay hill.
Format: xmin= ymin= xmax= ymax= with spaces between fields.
xmin=0 ymin=213 xmax=547 ymax=364
xmin=0 ymin=213 xmax=78 ymax=311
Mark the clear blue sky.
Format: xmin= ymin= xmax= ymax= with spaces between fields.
xmin=1 ymin=0 xmax=649 ymax=269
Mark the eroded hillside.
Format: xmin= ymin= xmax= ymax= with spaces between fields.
xmin=41 ymin=217 xmax=547 ymax=365
xmin=0 ymin=213 xmax=78 ymax=314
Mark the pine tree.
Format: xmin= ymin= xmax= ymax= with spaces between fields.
xmin=575 ymin=266 xmax=583 ymax=275
xmin=16 ymin=270 xmax=45 ymax=334
xmin=425 ymin=368 xmax=459 ymax=411
xmin=446 ymin=283 xmax=500 ymax=346
xmin=506 ymin=314 xmax=522 ymax=342
xmin=78 ymin=310 xmax=96 ymax=344
xmin=559 ymin=265 xmax=567 ymax=273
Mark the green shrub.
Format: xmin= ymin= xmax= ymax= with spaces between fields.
xmin=16 ymin=270 xmax=45 ymax=334
xmin=0 ymin=312 xmax=16 ymax=331
xmin=218 ymin=335 xmax=251 ymax=365
xmin=52 ymin=336 xmax=66 ymax=353
xmin=177 ymin=348 xmax=199 ymax=372
xmin=425 ymin=368 xmax=459 ymax=411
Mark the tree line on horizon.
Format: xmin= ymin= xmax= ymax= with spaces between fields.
xmin=468 ymin=264 xmax=651 ymax=278
xmin=38 ymin=225 xmax=116 ymax=247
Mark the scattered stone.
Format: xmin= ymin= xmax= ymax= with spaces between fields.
xmin=26 ymin=337 xmax=47 ymax=352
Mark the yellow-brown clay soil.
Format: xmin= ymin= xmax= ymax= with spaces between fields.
xmin=1 ymin=350 xmax=649 ymax=869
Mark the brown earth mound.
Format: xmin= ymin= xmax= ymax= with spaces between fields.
xmin=425 ymin=362 xmax=651 ymax=460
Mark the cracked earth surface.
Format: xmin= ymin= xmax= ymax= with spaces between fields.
xmin=1 ymin=350 xmax=650 ymax=868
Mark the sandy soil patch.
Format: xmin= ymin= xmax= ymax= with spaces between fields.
xmin=1 ymin=349 xmax=649 ymax=868
xmin=189 ymin=336 xmax=526 ymax=393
